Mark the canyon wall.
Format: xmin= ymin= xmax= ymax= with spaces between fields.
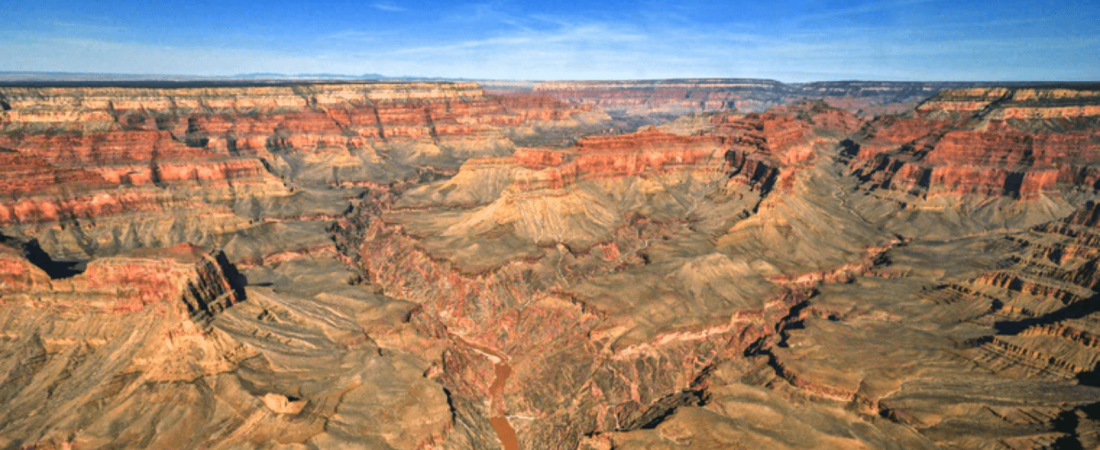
xmin=2 ymin=82 xmax=1100 ymax=449
xmin=0 ymin=83 xmax=607 ymax=259
xmin=848 ymin=86 xmax=1100 ymax=199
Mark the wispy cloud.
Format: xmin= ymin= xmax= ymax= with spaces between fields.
xmin=793 ymin=0 xmax=942 ymax=23
xmin=441 ymin=3 xmax=538 ymax=31
xmin=383 ymin=23 xmax=646 ymax=56
xmin=3 ymin=1 xmax=1096 ymax=83
xmin=50 ymin=20 xmax=126 ymax=33
xmin=321 ymin=30 xmax=381 ymax=42
xmin=372 ymin=3 xmax=405 ymax=12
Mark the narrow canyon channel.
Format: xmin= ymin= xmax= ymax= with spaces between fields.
xmin=453 ymin=336 xmax=520 ymax=450
xmin=489 ymin=361 xmax=519 ymax=450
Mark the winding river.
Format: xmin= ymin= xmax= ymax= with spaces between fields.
xmin=453 ymin=336 xmax=519 ymax=450
xmin=489 ymin=361 xmax=519 ymax=450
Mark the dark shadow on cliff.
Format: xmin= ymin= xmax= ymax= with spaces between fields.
xmin=214 ymin=250 xmax=249 ymax=301
xmin=0 ymin=232 xmax=87 ymax=279
xmin=1051 ymin=402 xmax=1100 ymax=449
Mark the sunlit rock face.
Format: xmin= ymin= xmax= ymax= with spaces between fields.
xmin=3 ymin=82 xmax=1100 ymax=450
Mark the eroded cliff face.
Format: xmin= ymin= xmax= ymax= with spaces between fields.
xmin=0 ymin=83 xmax=607 ymax=260
xmin=848 ymin=87 xmax=1100 ymax=199
xmin=3 ymin=83 xmax=1100 ymax=450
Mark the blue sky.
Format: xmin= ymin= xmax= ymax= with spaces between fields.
xmin=0 ymin=0 xmax=1097 ymax=81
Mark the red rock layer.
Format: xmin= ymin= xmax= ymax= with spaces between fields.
xmin=502 ymin=128 xmax=725 ymax=191
xmin=0 ymin=83 xmax=599 ymax=229
xmin=0 ymin=134 xmax=275 ymax=226
xmin=848 ymin=87 xmax=1100 ymax=197
xmin=0 ymin=243 xmax=240 ymax=321
xmin=715 ymin=103 xmax=862 ymax=193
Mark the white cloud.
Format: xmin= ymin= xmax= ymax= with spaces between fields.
xmin=793 ymin=0 xmax=943 ymax=23
xmin=372 ymin=3 xmax=405 ymax=12
xmin=2 ymin=11 xmax=1096 ymax=82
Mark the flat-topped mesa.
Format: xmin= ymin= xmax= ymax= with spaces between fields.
xmin=0 ymin=83 xmax=596 ymax=158
xmin=0 ymin=244 xmax=249 ymax=382
xmin=0 ymin=86 xmax=308 ymax=134
xmin=0 ymin=243 xmax=241 ymax=322
xmin=848 ymin=86 xmax=1100 ymax=198
xmin=0 ymin=83 xmax=482 ymax=116
xmin=917 ymin=86 xmax=1100 ymax=122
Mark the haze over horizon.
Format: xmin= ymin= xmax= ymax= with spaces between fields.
xmin=1 ymin=0 xmax=1098 ymax=83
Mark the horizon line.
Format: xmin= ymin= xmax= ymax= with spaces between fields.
xmin=1 ymin=71 xmax=1097 ymax=86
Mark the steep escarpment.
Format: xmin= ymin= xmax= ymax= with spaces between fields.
xmin=0 ymin=244 xmax=254 ymax=447
xmin=829 ymin=86 xmax=1100 ymax=243
xmin=0 ymin=82 xmax=607 ymax=183
xmin=531 ymin=79 xmax=787 ymax=116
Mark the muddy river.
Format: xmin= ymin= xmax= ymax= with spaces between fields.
xmin=489 ymin=361 xmax=519 ymax=450
xmin=453 ymin=336 xmax=519 ymax=450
